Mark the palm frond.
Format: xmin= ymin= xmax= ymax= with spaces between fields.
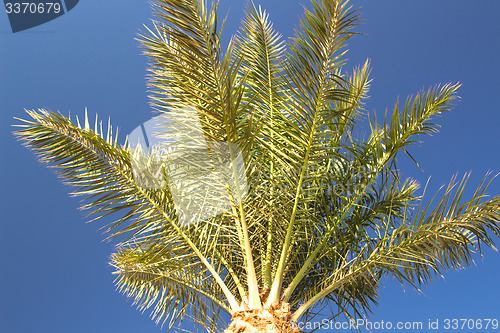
xmin=234 ymin=2 xmax=289 ymax=291
xmin=267 ymin=0 xmax=362 ymax=306
xmin=140 ymin=0 xmax=244 ymax=144
xmin=292 ymin=174 xmax=500 ymax=320
xmin=112 ymin=240 xmax=231 ymax=329
xmin=366 ymin=83 xmax=461 ymax=172
xmin=14 ymin=109 xmax=241 ymax=319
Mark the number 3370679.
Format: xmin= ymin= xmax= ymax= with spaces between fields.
xmin=443 ymin=318 xmax=498 ymax=330
xmin=5 ymin=2 xmax=61 ymax=14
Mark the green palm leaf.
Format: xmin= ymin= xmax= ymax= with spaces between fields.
xmin=112 ymin=241 xmax=231 ymax=328
xmin=14 ymin=109 xmax=241 ymax=327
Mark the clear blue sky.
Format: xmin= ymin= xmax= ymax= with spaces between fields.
xmin=1 ymin=1 xmax=500 ymax=332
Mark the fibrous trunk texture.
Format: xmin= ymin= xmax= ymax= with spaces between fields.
xmin=224 ymin=302 xmax=300 ymax=333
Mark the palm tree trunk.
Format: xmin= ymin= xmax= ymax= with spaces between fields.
xmin=224 ymin=302 xmax=299 ymax=333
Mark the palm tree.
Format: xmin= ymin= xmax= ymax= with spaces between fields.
xmin=14 ymin=0 xmax=500 ymax=332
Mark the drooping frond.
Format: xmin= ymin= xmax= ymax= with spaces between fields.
xmin=292 ymin=174 xmax=500 ymax=320
xmin=112 ymin=240 xmax=231 ymax=329
xmin=14 ymin=109 xmax=242 ymax=330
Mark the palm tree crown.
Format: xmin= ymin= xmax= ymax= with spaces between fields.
xmin=15 ymin=0 xmax=500 ymax=332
